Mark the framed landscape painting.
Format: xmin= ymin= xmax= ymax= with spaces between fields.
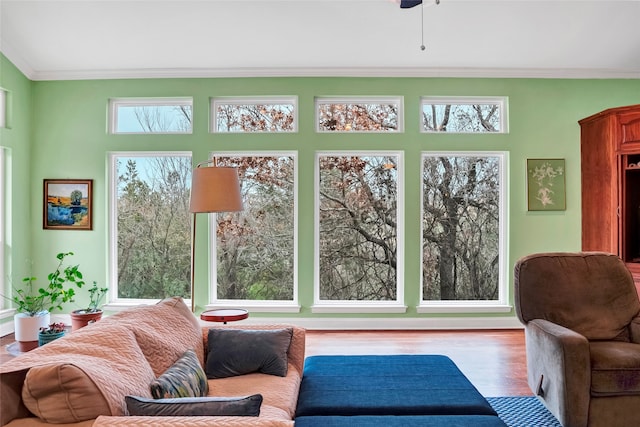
xmin=43 ymin=179 xmax=93 ymax=230
xmin=526 ymin=159 xmax=566 ymax=211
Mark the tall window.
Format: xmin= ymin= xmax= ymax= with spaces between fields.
xmin=210 ymin=153 xmax=297 ymax=306
xmin=109 ymin=98 xmax=193 ymax=134
xmin=0 ymin=148 xmax=5 ymax=309
xmin=421 ymin=97 xmax=508 ymax=133
xmin=315 ymin=152 xmax=404 ymax=311
xmin=109 ymin=152 xmax=192 ymax=301
xmin=211 ymin=97 xmax=297 ymax=133
xmin=316 ymin=97 xmax=403 ymax=132
xmin=420 ymin=152 xmax=508 ymax=311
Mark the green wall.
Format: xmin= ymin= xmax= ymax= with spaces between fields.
xmin=2 ymin=55 xmax=640 ymax=326
xmin=0 ymin=54 xmax=33 ymax=331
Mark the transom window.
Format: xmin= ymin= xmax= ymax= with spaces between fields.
xmin=209 ymin=153 xmax=297 ymax=308
xmin=316 ymin=97 xmax=403 ymax=132
xmin=420 ymin=97 xmax=508 ymax=133
xmin=314 ymin=152 xmax=405 ymax=312
xmin=109 ymin=98 xmax=193 ymax=134
xmin=108 ymin=152 xmax=192 ymax=302
xmin=420 ymin=152 xmax=509 ymax=312
xmin=211 ymin=97 xmax=297 ymax=133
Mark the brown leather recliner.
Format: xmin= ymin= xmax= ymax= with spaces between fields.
xmin=514 ymin=252 xmax=640 ymax=427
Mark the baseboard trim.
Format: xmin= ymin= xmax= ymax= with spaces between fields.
xmin=2 ymin=314 xmax=524 ymax=336
xmin=221 ymin=316 xmax=524 ymax=330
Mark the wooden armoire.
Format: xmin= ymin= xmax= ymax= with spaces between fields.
xmin=579 ymin=104 xmax=640 ymax=289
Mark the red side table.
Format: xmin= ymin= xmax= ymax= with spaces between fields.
xmin=200 ymin=308 xmax=248 ymax=324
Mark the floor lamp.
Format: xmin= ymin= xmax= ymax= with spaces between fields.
xmin=189 ymin=160 xmax=243 ymax=312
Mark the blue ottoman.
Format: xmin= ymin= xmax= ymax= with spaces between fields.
xmin=295 ymin=415 xmax=507 ymax=427
xmin=295 ymin=355 xmax=499 ymax=417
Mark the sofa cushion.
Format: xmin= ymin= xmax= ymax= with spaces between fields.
xmin=150 ymin=349 xmax=208 ymax=399
xmin=23 ymin=363 xmax=111 ymax=423
xmin=206 ymin=328 xmax=293 ymax=378
xmin=590 ymin=341 xmax=640 ymax=395
xmin=125 ymin=394 xmax=262 ymax=416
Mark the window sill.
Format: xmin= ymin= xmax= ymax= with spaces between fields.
xmin=205 ymin=302 xmax=301 ymax=314
xmin=102 ymin=299 xmax=162 ymax=312
xmin=0 ymin=308 xmax=16 ymax=320
xmin=417 ymin=303 xmax=513 ymax=314
xmin=311 ymin=303 xmax=408 ymax=314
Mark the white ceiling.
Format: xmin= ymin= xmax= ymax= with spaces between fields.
xmin=1 ymin=0 xmax=640 ymax=81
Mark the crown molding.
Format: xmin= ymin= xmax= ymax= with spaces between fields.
xmin=2 ymin=43 xmax=639 ymax=81
xmin=8 ymin=64 xmax=640 ymax=82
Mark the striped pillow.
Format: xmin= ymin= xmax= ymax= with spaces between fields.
xmin=150 ymin=349 xmax=208 ymax=399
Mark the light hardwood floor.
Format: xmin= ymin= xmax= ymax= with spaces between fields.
xmin=1 ymin=329 xmax=531 ymax=397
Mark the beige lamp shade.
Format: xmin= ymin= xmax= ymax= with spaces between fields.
xmin=189 ymin=166 xmax=243 ymax=213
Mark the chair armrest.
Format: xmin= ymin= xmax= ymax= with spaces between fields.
xmin=525 ymin=318 xmax=590 ymax=427
xmin=630 ymin=316 xmax=640 ymax=344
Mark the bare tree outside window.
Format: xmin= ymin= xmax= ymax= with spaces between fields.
xmin=422 ymin=154 xmax=501 ymax=301
xmin=317 ymin=98 xmax=401 ymax=132
xmin=115 ymin=154 xmax=192 ymax=299
xmin=318 ymin=154 xmax=399 ymax=301
xmin=213 ymin=155 xmax=295 ymax=300
xmin=421 ymin=98 xmax=506 ymax=133
xmin=214 ymin=103 xmax=295 ymax=132
xmin=110 ymin=98 xmax=193 ymax=134
xmin=133 ymin=105 xmax=192 ymax=133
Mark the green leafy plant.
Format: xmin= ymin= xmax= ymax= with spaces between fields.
xmin=11 ymin=252 xmax=84 ymax=316
xmin=77 ymin=281 xmax=109 ymax=313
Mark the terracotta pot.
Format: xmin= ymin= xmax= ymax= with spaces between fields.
xmin=70 ymin=309 xmax=103 ymax=331
xmin=15 ymin=312 xmax=50 ymax=352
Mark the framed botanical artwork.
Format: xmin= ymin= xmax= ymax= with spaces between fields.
xmin=526 ymin=159 xmax=566 ymax=211
xmin=43 ymin=179 xmax=93 ymax=230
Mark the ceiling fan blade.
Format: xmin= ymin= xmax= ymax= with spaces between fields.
xmin=400 ymin=0 xmax=422 ymax=8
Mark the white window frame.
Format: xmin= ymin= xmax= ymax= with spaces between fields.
xmin=207 ymin=151 xmax=300 ymax=313
xmin=106 ymin=151 xmax=193 ymax=309
xmin=108 ymin=97 xmax=193 ymax=134
xmin=418 ymin=151 xmax=510 ymax=313
xmin=0 ymin=89 xmax=6 ymax=129
xmin=315 ymin=96 xmax=404 ymax=133
xmin=313 ymin=150 xmax=406 ymax=313
xmin=210 ymin=96 xmax=298 ymax=133
xmin=0 ymin=148 xmax=5 ymax=312
xmin=420 ymin=96 xmax=509 ymax=134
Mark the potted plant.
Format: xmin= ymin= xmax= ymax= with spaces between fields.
xmin=70 ymin=281 xmax=109 ymax=331
xmin=10 ymin=252 xmax=83 ymax=351
xmin=38 ymin=322 xmax=66 ymax=346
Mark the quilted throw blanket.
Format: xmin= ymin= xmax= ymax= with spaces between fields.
xmin=0 ymin=297 xmax=205 ymax=423
xmin=0 ymin=323 xmax=156 ymax=419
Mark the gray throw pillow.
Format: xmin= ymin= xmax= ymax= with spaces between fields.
xmin=205 ymin=328 xmax=293 ymax=378
xmin=125 ymin=394 xmax=262 ymax=416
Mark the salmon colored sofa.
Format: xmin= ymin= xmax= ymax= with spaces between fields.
xmin=0 ymin=297 xmax=305 ymax=427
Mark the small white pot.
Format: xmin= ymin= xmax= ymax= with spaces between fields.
xmin=14 ymin=312 xmax=50 ymax=351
